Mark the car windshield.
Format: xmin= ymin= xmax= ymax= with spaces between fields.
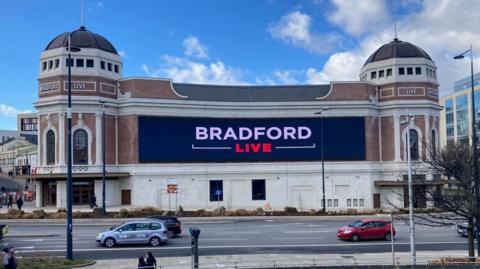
xmin=348 ymin=220 xmax=364 ymax=228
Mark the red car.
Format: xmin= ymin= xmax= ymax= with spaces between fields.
xmin=337 ymin=219 xmax=395 ymax=241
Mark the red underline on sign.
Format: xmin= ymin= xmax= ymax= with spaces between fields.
xmin=275 ymin=143 xmax=316 ymax=149
xmin=192 ymin=144 xmax=232 ymax=150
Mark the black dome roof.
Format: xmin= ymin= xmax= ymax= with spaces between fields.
xmin=45 ymin=26 xmax=117 ymax=54
xmin=363 ymin=38 xmax=431 ymax=67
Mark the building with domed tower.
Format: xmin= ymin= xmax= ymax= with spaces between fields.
xmin=25 ymin=26 xmax=442 ymax=211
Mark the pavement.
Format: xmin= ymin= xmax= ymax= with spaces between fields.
xmin=82 ymin=251 xmax=472 ymax=269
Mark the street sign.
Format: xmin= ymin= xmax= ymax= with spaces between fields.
xmin=167 ymin=184 xmax=178 ymax=193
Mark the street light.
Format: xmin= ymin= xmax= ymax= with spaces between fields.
xmin=454 ymin=45 xmax=480 ymax=257
xmin=100 ymin=101 xmax=107 ymax=215
xmin=66 ymin=34 xmax=81 ymax=261
xmin=401 ymin=113 xmax=416 ymax=265
xmin=315 ymin=109 xmax=329 ymax=213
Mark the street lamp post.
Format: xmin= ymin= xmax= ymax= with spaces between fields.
xmin=402 ymin=113 xmax=416 ymax=265
xmin=100 ymin=101 xmax=106 ymax=215
xmin=315 ymin=109 xmax=328 ymax=213
xmin=454 ymin=45 xmax=480 ymax=257
xmin=66 ymin=35 xmax=81 ymax=261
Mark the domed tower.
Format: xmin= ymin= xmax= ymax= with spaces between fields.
xmin=36 ymin=26 xmax=121 ymax=184
xmin=38 ymin=26 xmax=121 ymax=98
xmin=359 ymin=38 xmax=439 ymax=100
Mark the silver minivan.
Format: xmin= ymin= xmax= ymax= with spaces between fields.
xmin=96 ymin=220 xmax=169 ymax=247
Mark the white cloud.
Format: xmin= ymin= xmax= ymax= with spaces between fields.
xmin=143 ymin=56 xmax=243 ymax=85
xmin=273 ymin=71 xmax=299 ymax=84
xmin=302 ymin=0 xmax=480 ymax=94
xmin=268 ymin=11 xmax=340 ymax=55
xmin=0 ymin=104 xmax=31 ymax=118
xmin=183 ymin=36 xmax=209 ymax=59
xmin=328 ymin=0 xmax=390 ymax=36
xmin=118 ymin=50 xmax=126 ymax=57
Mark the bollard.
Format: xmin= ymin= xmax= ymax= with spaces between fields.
xmin=190 ymin=227 xmax=201 ymax=269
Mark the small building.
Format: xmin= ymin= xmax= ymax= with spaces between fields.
xmin=28 ymin=27 xmax=441 ymax=211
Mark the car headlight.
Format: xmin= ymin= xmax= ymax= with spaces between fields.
xmin=343 ymin=230 xmax=352 ymax=234
xmin=97 ymin=233 xmax=103 ymax=238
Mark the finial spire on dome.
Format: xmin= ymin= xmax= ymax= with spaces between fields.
xmin=80 ymin=0 xmax=85 ymax=28
xmin=394 ymin=22 xmax=398 ymax=41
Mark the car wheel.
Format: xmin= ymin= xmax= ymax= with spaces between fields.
xmin=384 ymin=232 xmax=392 ymax=241
xmin=351 ymin=234 xmax=360 ymax=242
xmin=104 ymin=237 xmax=116 ymax=248
xmin=149 ymin=236 xmax=161 ymax=247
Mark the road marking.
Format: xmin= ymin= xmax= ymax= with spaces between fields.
xmin=273 ymin=237 xmax=325 ymax=240
xmin=284 ymin=231 xmax=331 ymax=234
xmin=215 ymin=231 xmax=262 ymax=234
xmin=17 ymin=239 xmax=44 ymax=242
xmin=15 ymin=241 xmax=469 ymax=253
xmin=305 ymin=225 xmax=327 ymax=227
xmin=202 ymin=239 xmax=248 ymax=241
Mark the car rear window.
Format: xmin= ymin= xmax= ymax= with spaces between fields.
xmin=136 ymin=223 xmax=150 ymax=230
xmin=375 ymin=221 xmax=386 ymax=227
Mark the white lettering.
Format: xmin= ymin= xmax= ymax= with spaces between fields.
xmin=298 ymin=126 xmax=312 ymax=139
xmin=239 ymin=127 xmax=252 ymax=140
xmin=223 ymin=127 xmax=238 ymax=140
xmin=284 ymin=127 xmax=296 ymax=140
xmin=196 ymin=127 xmax=208 ymax=140
xmin=254 ymin=127 xmax=266 ymax=140
xmin=266 ymin=127 xmax=282 ymax=140
xmin=210 ymin=127 xmax=222 ymax=140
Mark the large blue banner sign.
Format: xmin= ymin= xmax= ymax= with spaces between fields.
xmin=138 ymin=116 xmax=366 ymax=163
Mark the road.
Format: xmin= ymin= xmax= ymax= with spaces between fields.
xmin=3 ymin=218 xmax=468 ymax=260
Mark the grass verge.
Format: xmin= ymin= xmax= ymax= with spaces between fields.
xmin=17 ymin=258 xmax=94 ymax=269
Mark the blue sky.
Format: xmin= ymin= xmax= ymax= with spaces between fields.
xmin=0 ymin=0 xmax=479 ymax=130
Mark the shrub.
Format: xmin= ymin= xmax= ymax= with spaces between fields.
xmin=8 ymin=208 xmax=23 ymax=216
xmin=235 ymin=209 xmax=248 ymax=216
xmin=346 ymin=209 xmax=358 ymax=215
xmin=309 ymin=209 xmax=317 ymax=216
xmin=57 ymin=208 xmax=67 ymax=213
xmin=197 ymin=209 xmax=207 ymax=217
xmin=255 ymin=207 xmax=264 ymax=216
xmin=134 ymin=206 xmax=163 ymax=216
xmin=116 ymin=208 xmax=131 ymax=218
xmin=214 ymin=206 xmax=226 ymax=216
xmin=32 ymin=209 xmax=47 ymax=219
xmin=93 ymin=208 xmax=106 ymax=216
xmin=284 ymin=206 xmax=297 ymax=213
xmin=177 ymin=205 xmax=184 ymax=216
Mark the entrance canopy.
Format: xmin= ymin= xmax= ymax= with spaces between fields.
xmin=374 ymin=180 xmax=446 ymax=187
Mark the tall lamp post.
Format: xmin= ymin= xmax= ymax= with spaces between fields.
xmin=315 ymin=109 xmax=328 ymax=213
xmin=100 ymin=101 xmax=107 ymax=215
xmin=401 ymin=113 xmax=416 ymax=265
xmin=66 ymin=35 xmax=81 ymax=260
xmin=454 ymin=45 xmax=480 ymax=257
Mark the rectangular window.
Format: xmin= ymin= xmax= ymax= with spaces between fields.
xmin=55 ymin=59 xmax=59 ymax=68
xmin=209 ymin=180 xmax=223 ymax=202
xmin=42 ymin=61 xmax=47 ymax=71
xmin=107 ymin=62 xmax=112 ymax=71
xmin=327 ymin=199 xmax=332 ymax=207
xmin=359 ymin=199 xmax=364 ymax=207
xmin=399 ymin=67 xmax=405 ymax=75
xmin=76 ymin=59 xmax=84 ymax=67
xmin=386 ymin=68 xmax=392 ymax=77
xmin=353 ymin=199 xmax=358 ymax=207
xmin=66 ymin=58 xmax=74 ymax=67
xmin=371 ymin=71 xmax=377 ymax=79
xmin=379 ymin=70 xmax=385 ymax=78
xmin=407 ymin=67 xmax=413 ymax=75
xmin=415 ymin=67 xmax=422 ymax=75
xmin=334 ymin=199 xmax=338 ymax=207
xmin=48 ymin=60 xmax=53 ymax=70
xmin=433 ymin=70 xmax=436 ymax=78
xmin=86 ymin=59 xmax=94 ymax=68
xmin=114 ymin=64 xmax=119 ymax=73
xmin=101 ymin=61 xmax=106 ymax=69
xmin=252 ymin=179 xmax=266 ymax=200
xmin=347 ymin=199 xmax=352 ymax=207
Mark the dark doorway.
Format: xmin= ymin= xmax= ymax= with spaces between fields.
xmin=403 ymin=185 xmax=427 ymax=208
xmin=73 ymin=181 xmax=94 ymax=205
xmin=121 ymin=189 xmax=131 ymax=205
xmin=42 ymin=181 xmax=57 ymax=206
xmin=373 ymin=193 xmax=381 ymax=208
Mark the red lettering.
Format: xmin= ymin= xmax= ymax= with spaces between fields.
xmin=235 ymin=144 xmax=244 ymax=153
xmin=251 ymin=143 xmax=261 ymax=152
xmin=263 ymin=143 xmax=272 ymax=152
xmin=235 ymin=143 xmax=272 ymax=153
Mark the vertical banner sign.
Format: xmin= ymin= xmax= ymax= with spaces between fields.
xmin=138 ymin=116 xmax=366 ymax=163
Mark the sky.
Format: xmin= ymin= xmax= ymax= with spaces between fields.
xmin=0 ymin=0 xmax=479 ymax=130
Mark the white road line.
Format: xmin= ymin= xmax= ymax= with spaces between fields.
xmin=273 ymin=237 xmax=324 ymax=240
xmin=305 ymin=225 xmax=327 ymax=227
xmin=15 ymin=241 xmax=469 ymax=253
xmin=215 ymin=231 xmax=262 ymax=234
xmin=284 ymin=231 xmax=331 ymax=234
xmin=202 ymin=239 xmax=248 ymax=241
xmin=17 ymin=239 xmax=44 ymax=242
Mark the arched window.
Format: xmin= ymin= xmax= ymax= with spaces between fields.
xmin=431 ymin=129 xmax=436 ymax=156
xmin=408 ymin=129 xmax=419 ymax=161
xmin=46 ymin=130 xmax=55 ymax=165
xmin=73 ymin=129 xmax=88 ymax=165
